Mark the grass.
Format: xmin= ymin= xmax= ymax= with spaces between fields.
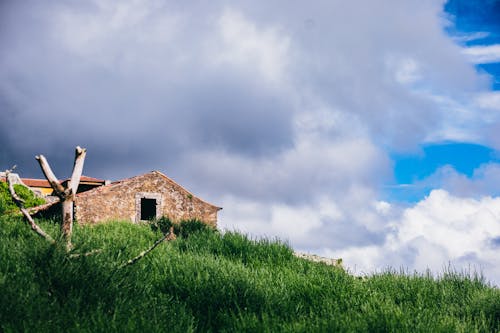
xmin=0 ymin=215 xmax=499 ymax=332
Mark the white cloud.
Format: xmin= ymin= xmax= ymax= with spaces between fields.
xmin=208 ymin=8 xmax=291 ymax=84
xmin=219 ymin=189 xmax=389 ymax=253
xmin=463 ymin=44 xmax=500 ymax=64
xmin=335 ymin=190 xmax=500 ymax=285
xmin=385 ymin=55 xmax=422 ymax=85
xmin=53 ymin=1 xmax=183 ymax=69
xmin=175 ymin=130 xmax=391 ymax=205
xmin=452 ymin=31 xmax=490 ymax=43
xmin=413 ymin=163 xmax=500 ymax=198
xmin=475 ymin=92 xmax=500 ymax=111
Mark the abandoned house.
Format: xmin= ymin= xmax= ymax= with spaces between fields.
xmin=74 ymin=171 xmax=221 ymax=226
xmin=1 ymin=171 xmax=221 ymax=227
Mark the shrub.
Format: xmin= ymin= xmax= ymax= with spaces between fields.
xmin=0 ymin=182 xmax=45 ymax=215
xmin=149 ymin=216 xmax=173 ymax=234
xmin=13 ymin=184 xmax=45 ymax=208
xmin=148 ymin=217 xmax=213 ymax=238
xmin=0 ymin=196 xmax=6 ymax=215
xmin=0 ymin=182 xmax=14 ymax=214
xmin=178 ymin=219 xmax=213 ymax=238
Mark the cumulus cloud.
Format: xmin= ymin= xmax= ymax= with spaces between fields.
xmin=407 ymin=162 xmax=500 ymax=198
xmin=333 ymin=190 xmax=500 ymax=284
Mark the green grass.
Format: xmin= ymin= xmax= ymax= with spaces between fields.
xmin=0 ymin=215 xmax=499 ymax=332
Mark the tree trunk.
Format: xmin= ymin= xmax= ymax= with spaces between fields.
xmin=62 ymin=198 xmax=74 ymax=250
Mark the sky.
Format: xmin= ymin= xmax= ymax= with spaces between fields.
xmin=1 ymin=0 xmax=500 ymax=285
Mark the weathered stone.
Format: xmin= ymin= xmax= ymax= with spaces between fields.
xmin=294 ymin=252 xmax=343 ymax=267
xmin=74 ymin=171 xmax=221 ymax=227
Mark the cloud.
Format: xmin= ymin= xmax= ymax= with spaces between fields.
xmin=451 ymin=31 xmax=490 ymax=43
xmin=463 ymin=44 xmax=500 ymax=64
xmin=0 ymin=0 xmax=489 ymax=175
xmin=1 ymin=1 xmax=298 ymax=177
xmin=475 ymin=92 xmax=500 ymax=111
xmin=208 ymin=8 xmax=291 ymax=84
xmin=428 ymin=162 xmax=500 ymax=198
xmin=219 ymin=188 xmax=391 ymax=253
xmin=174 ymin=133 xmax=391 ymax=204
xmin=333 ymin=190 xmax=500 ymax=284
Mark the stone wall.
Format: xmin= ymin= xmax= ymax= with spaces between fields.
xmin=74 ymin=171 xmax=220 ymax=227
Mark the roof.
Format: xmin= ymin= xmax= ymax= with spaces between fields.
xmin=0 ymin=176 xmax=105 ymax=188
xmin=20 ymin=178 xmax=51 ymax=188
xmin=61 ymin=176 xmax=106 ymax=185
xmin=0 ymin=176 xmax=51 ymax=188
xmin=78 ymin=176 xmax=106 ymax=183
xmin=79 ymin=170 xmax=222 ymax=210
xmin=0 ymin=175 xmax=106 ymax=188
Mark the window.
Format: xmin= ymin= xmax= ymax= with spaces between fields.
xmin=135 ymin=192 xmax=162 ymax=223
xmin=140 ymin=198 xmax=157 ymax=220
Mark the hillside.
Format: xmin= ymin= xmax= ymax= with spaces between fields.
xmin=0 ymin=216 xmax=499 ymax=332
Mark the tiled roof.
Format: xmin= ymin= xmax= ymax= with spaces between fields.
xmin=1 ymin=175 xmax=105 ymax=188
xmin=79 ymin=176 xmax=105 ymax=183
xmin=61 ymin=176 xmax=106 ymax=184
xmin=21 ymin=178 xmax=51 ymax=187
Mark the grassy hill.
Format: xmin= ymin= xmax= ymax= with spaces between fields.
xmin=0 ymin=215 xmax=499 ymax=332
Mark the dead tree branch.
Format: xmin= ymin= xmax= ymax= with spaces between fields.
xmin=120 ymin=232 xmax=171 ymax=268
xmin=68 ymin=249 xmax=103 ymax=259
xmin=68 ymin=146 xmax=86 ymax=195
xmin=35 ymin=155 xmax=65 ymax=197
xmin=5 ymin=168 xmax=55 ymax=244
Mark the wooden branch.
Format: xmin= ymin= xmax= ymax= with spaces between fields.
xmin=68 ymin=249 xmax=102 ymax=258
xmin=120 ymin=233 xmax=170 ymax=268
xmin=35 ymin=155 xmax=65 ymax=197
xmin=5 ymin=169 xmax=55 ymax=244
xmin=68 ymin=146 xmax=86 ymax=195
xmin=6 ymin=171 xmax=25 ymax=204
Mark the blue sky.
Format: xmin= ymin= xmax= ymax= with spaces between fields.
xmin=395 ymin=143 xmax=500 ymax=184
xmin=1 ymin=0 xmax=500 ymax=284
xmin=391 ymin=0 xmax=500 ymax=202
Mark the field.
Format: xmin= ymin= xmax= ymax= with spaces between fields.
xmin=0 ymin=215 xmax=499 ymax=332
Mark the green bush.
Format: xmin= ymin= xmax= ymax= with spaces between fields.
xmin=149 ymin=216 xmax=173 ymax=234
xmin=13 ymin=184 xmax=45 ymax=207
xmin=0 ymin=196 xmax=6 ymax=215
xmin=0 ymin=182 xmax=45 ymax=215
xmin=149 ymin=217 xmax=213 ymax=238
xmin=178 ymin=219 xmax=213 ymax=238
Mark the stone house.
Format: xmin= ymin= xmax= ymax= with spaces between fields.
xmin=74 ymin=171 xmax=221 ymax=227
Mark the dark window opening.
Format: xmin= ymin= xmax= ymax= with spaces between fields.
xmin=140 ymin=198 xmax=157 ymax=220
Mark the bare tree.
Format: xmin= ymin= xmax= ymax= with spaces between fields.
xmin=36 ymin=146 xmax=86 ymax=251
